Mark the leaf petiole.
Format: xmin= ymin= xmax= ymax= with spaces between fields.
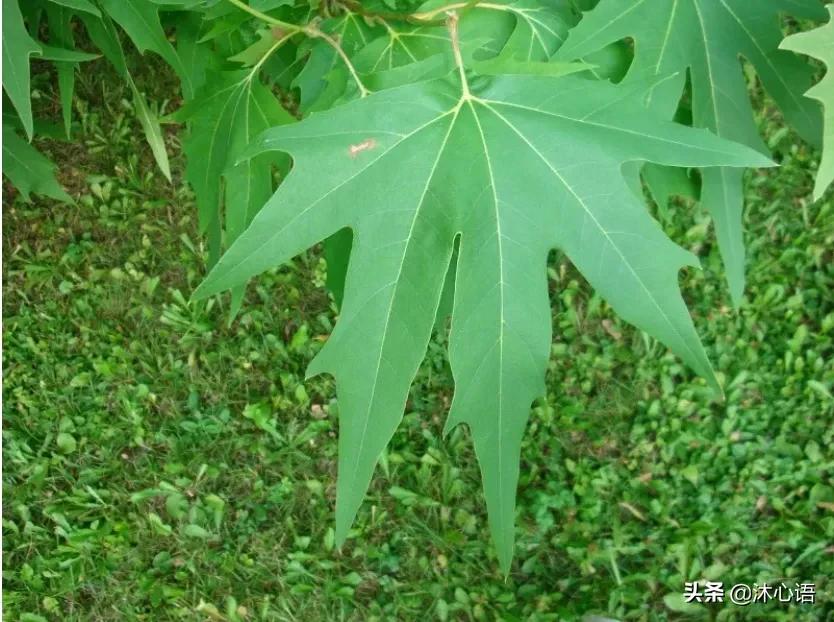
xmin=225 ymin=0 xmax=300 ymax=32
xmin=446 ymin=11 xmax=471 ymax=100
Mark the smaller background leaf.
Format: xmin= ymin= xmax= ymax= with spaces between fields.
xmin=2 ymin=125 xmax=73 ymax=203
xmin=781 ymin=5 xmax=834 ymax=200
xmin=129 ymin=80 xmax=172 ymax=182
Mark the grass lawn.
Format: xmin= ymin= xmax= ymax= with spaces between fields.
xmin=3 ymin=55 xmax=834 ymax=621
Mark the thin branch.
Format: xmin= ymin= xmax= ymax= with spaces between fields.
xmin=338 ymin=0 xmax=446 ymax=25
xmin=338 ymin=0 xmax=494 ymax=25
xmin=225 ymin=0 xmax=301 ymax=32
xmin=414 ymin=1 xmax=488 ymax=22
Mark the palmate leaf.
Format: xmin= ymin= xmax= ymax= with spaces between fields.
xmin=782 ymin=5 xmax=834 ymax=200
xmin=317 ymin=4 xmax=517 ymax=305
xmin=554 ymin=0 xmax=827 ymax=305
xmin=194 ymin=61 xmax=771 ymax=570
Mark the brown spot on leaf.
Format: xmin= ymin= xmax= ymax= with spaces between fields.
xmin=348 ymin=138 xmax=377 ymax=158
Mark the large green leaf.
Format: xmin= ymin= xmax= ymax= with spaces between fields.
xmin=2 ymin=125 xmax=72 ymax=203
xmin=782 ymin=5 xmax=834 ymax=200
xmin=193 ymin=67 xmax=770 ymax=571
xmin=554 ymin=0 xmax=826 ymax=305
xmin=2 ymin=0 xmax=42 ymax=141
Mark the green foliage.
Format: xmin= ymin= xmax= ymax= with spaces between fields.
xmin=2 ymin=0 xmax=832 ymax=574
xmin=98 ymin=0 xmax=195 ymax=97
xmin=172 ymin=68 xmax=294 ymax=285
xmin=2 ymin=0 xmax=42 ymax=140
xmin=553 ymin=0 xmax=827 ymax=305
xmin=2 ymin=81 xmax=833 ymax=619
xmin=782 ymin=4 xmax=834 ymax=200
xmin=1 ymin=126 xmax=73 ymax=203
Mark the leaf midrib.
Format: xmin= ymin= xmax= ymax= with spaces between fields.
xmin=466 ymin=97 xmax=508 ymax=545
xmin=483 ymin=97 xmax=745 ymax=158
